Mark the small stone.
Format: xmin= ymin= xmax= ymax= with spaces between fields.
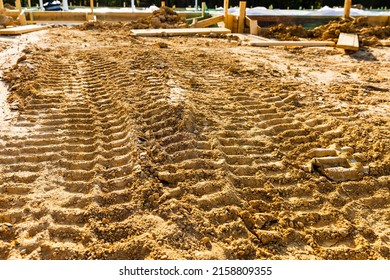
xmin=201 ymin=237 xmax=210 ymax=244
xmin=158 ymin=42 xmax=168 ymax=48
xmin=17 ymin=55 xmax=27 ymax=64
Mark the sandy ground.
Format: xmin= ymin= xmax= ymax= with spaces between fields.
xmin=0 ymin=27 xmax=389 ymax=260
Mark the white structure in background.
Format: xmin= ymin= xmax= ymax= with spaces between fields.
xmin=63 ymin=0 xmax=68 ymax=11
xmin=39 ymin=0 xmax=44 ymax=10
xmin=131 ymin=0 xmax=135 ymax=12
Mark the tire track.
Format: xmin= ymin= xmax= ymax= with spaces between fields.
xmin=126 ymin=42 xmax=388 ymax=259
xmin=0 ymin=49 xmax=142 ymax=259
xmin=1 ymin=34 xmax=388 ymax=260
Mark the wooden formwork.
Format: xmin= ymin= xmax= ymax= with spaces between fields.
xmin=2 ymin=0 xmax=389 ymax=33
xmin=24 ymin=11 xmax=203 ymax=23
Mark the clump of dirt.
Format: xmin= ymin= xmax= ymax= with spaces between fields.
xmin=78 ymin=7 xmax=188 ymax=31
xmin=3 ymin=3 xmax=16 ymax=10
xmin=263 ymin=17 xmax=390 ymax=47
xmin=2 ymin=51 xmax=40 ymax=109
xmin=133 ymin=6 xmax=188 ymax=29
xmin=78 ymin=21 xmax=123 ymax=31
xmin=262 ymin=24 xmax=308 ymax=41
xmin=0 ymin=14 xmax=14 ymax=28
xmin=309 ymin=17 xmax=390 ymax=45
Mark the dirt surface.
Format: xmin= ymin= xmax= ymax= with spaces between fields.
xmin=0 ymin=26 xmax=389 ymax=260
xmin=262 ymin=17 xmax=390 ymax=46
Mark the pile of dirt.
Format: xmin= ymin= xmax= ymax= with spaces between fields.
xmin=0 ymin=14 xmax=14 ymax=28
xmin=2 ymin=49 xmax=39 ymax=109
xmin=262 ymin=17 xmax=390 ymax=46
xmin=261 ymin=24 xmax=308 ymax=41
xmin=78 ymin=7 xmax=188 ymax=31
xmin=3 ymin=3 xmax=16 ymax=10
xmin=309 ymin=17 xmax=390 ymax=45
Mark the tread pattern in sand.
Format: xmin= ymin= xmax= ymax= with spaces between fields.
xmin=0 ymin=35 xmax=389 ymax=260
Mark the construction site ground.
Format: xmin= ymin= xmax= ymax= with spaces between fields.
xmin=0 ymin=26 xmax=389 ymax=260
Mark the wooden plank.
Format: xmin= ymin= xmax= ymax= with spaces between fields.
xmin=18 ymin=12 xmax=27 ymax=25
xmin=223 ymin=0 xmax=228 ymax=29
xmin=379 ymin=40 xmax=390 ymax=46
xmin=246 ymin=34 xmax=271 ymax=41
xmin=90 ymin=0 xmax=94 ymax=16
xmin=250 ymin=40 xmax=335 ymax=47
xmin=15 ymin=0 xmax=21 ymax=12
xmin=367 ymin=16 xmax=389 ymax=26
xmin=201 ymin=2 xmax=206 ymax=18
xmin=336 ymin=32 xmax=359 ymax=51
xmin=0 ymin=0 xmax=4 ymax=10
xmin=190 ymin=14 xmax=224 ymax=28
xmin=233 ymin=33 xmax=271 ymax=43
xmin=130 ymin=27 xmax=231 ymax=37
xmin=238 ymin=1 xmax=246 ymax=34
xmin=0 ymin=24 xmax=48 ymax=35
xmin=245 ymin=16 xmax=258 ymax=35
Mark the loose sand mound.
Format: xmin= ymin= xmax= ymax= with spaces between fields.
xmin=3 ymin=3 xmax=16 ymax=10
xmin=78 ymin=7 xmax=188 ymax=31
xmin=262 ymin=17 xmax=390 ymax=46
xmin=0 ymin=28 xmax=389 ymax=260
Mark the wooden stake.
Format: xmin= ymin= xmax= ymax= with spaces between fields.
xmin=238 ymin=1 xmax=246 ymax=33
xmin=201 ymin=2 xmax=206 ymax=18
xmin=224 ymin=0 xmax=228 ymax=28
xmin=27 ymin=0 xmax=31 ymax=8
xmin=15 ymin=0 xmax=22 ymax=12
xmin=161 ymin=1 xmax=165 ymax=7
xmin=344 ymin=0 xmax=351 ymax=19
xmin=0 ymin=0 xmax=4 ymax=10
xmin=90 ymin=0 xmax=94 ymax=16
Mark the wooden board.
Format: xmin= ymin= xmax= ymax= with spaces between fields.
xmin=238 ymin=1 xmax=246 ymax=34
xmin=190 ymin=15 xmax=224 ymax=28
xmin=367 ymin=16 xmax=390 ymax=26
xmin=250 ymin=40 xmax=335 ymax=47
xmin=379 ymin=40 xmax=390 ymax=47
xmin=130 ymin=27 xmax=231 ymax=37
xmin=336 ymin=33 xmax=359 ymax=51
xmin=245 ymin=16 xmax=258 ymax=35
xmin=246 ymin=34 xmax=271 ymax=41
xmin=0 ymin=25 xmax=48 ymax=35
xmin=233 ymin=33 xmax=271 ymax=43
